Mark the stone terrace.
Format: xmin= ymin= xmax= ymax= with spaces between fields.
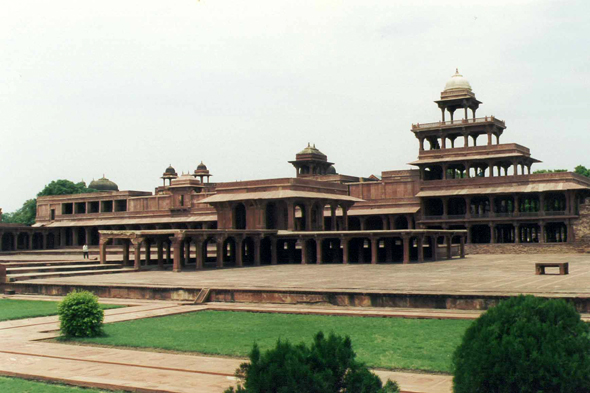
xmin=18 ymin=254 xmax=590 ymax=296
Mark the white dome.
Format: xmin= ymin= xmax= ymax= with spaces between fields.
xmin=444 ymin=69 xmax=472 ymax=92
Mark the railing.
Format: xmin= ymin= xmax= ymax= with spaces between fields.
xmin=447 ymin=214 xmax=466 ymax=220
xmin=412 ymin=116 xmax=505 ymax=130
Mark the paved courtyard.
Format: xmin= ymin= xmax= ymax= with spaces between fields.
xmin=23 ymin=254 xmax=590 ymax=296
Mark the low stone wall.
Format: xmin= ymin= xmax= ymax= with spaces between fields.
xmin=466 ymin=242 xmax=590 ymax=255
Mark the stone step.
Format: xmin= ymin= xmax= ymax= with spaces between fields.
xmin=7 ymin=264 xmax=122 ymax=274
xmin=7 ymin=268 xmax=134 ymax=282
xmin=1 ymin=260 xmax=101 ymax=268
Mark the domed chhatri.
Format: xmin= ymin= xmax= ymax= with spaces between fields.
xmin=327 ymin=165 xmax=337 ymax=175
xmin=161 ymin=165 xmax=179 ymax=186
xmin=193 ymin=161 xmax=212 ymax=183
xmin=443 ymin=68 xmax=472 ymax=92
xmin=297 ymin=143 xmax=327 ymax=158
xmin=89 ymin=176 xmax=119 ymax=192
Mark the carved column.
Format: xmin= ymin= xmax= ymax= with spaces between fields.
xmin=122 ymin=240 xmax=130 ymax=266
xmin=431 ymin=236 xmax=438 ymax=261
xmin=195 ymin=238 xmax=204 ymax=269
xmin=342 ymin=237 xmax=349 ymax=264
xmin=236 ymin=237 xmax=243 ymax=267
xmin=446 ymin=235 xmax=452 ymax=259
xmin=271 ymin=237 xmax=278 ymax=265
xmin=301 ymin=238 xmax=308 ymax=264
xmin=172 ymin=236 xmax=183 ymax=272
xmin=316 ymin=238 xmax=323 ymax=264
xmin=99 ymin=238 xmax=109 ymax=264
xmin=254 ymin=237 xmax=261 ymax=266
xmin=157 ymin=240 xmax=164 ymax=269
xmin=216 ymin=238 xmax=224 ymax=268
xmin=402 ymin=236 xmax=410 ymax=264
xmin=370 ymin=237 xmax=378 ymax=264
xmin=287 ymin=201 xmax=295 ymax=231
xmin=144 ymin=239 xmax=151 ymax=266
xmin=459 ymin=236 xmax=465 ymax=258
xmin=132 ymin=238 xmax=142 ymax=271
xmin=417 ymin=236 xmax=424 ymax=263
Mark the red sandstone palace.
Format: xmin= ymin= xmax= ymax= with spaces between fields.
xmin=2 ymin=71 xmax=589 ymax=268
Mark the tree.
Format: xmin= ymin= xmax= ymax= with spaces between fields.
xmin=575 ymin=165 xmax=590 ymax=178
xmin=1 ymin=180 xmax=99 ymax=225
xmin=533 ymin=169 xmax=567 ymax=174
xmin=225 ymin=331 xmax=399 ymax=393
xmin=453 ymin=295 xmax=590 ymax=393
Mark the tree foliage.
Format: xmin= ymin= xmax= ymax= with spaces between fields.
xmin=453 ymin=295 xmax=590 ymax=393
xmin=1 ymin=180 xmax=98 ymax=225
xmin=225 ymin=331 xmax=399 ymax=393
xmin=575 ymin=165 xmax=590 ymax=178
xmin=533 ymin=169 xmax=567 ymax=174
xmin=58 ymin=290 xmax=104 ymax=338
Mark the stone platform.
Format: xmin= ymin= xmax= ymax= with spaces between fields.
xmin=4 ymin=253 xmax=590 ymax=311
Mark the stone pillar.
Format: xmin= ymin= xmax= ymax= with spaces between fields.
xmin=370 ymin=237 xmax=378 ymax=264
xmin=73 ymin=229 xmax=79 ymax=247
xmin=195 ymin=239 xmax=204 ymax=269
xmin=488 ymin=161 xmax=494 ymax=177
xmin=490 ymin=224 xmax=496 ymax=243
xmin=446 ymin=235 xmax=452 ymax=259
xmin=287 ymin=202 xmax=295 ymax=231
xmin=459 ymin=236 xmax=465 ymax=258
xmin=402 ymin=236 xmax=410 ymax=264
xmin=431 ymin=236 xmax=438 ymax=261
xmin=236 ymin=237 xmax=243 ymax=267
xmin=385 ymin=238 xmax=393 ymax=262
xmin=122 ymin=240 xmax=130 ymax=266
xmin=381 ymin=216 xmax=388 ymax=230
xmin=216 ymin=238 xmax=224 ymax=268
xmin=342 ymin=238 xmax=349 ymax=264
xmin=463 ymin=134 xmax=469 ymax=147
xmin=172 ymin=237 xmax=182 ymax=272
xmin=331 ymin=205 xmax=337 ymax=231
xmin=515 ymin=224 xmax=521 ymax=244
xmin=271 ymin=237 xmax=278 ymax=265
xmin=254 ymin=237 xmax=261 ymax=266
xmin=487 ymin=132 xmax=492 ymax=146
xmin=60 ymin=228 xmax=66 ymax=247
xmin=316 ymin=239 xmax=323 ymax=264
xmin=342 ymin=207 xmax=349 ymax=230
xmin=28 ymin=233 xmax=33 ymax=250
xmin=99 ymin=238 xmax=109 ymax=264
xmin=157 ymin=240 xmax=164 ymax=269
xmin=144 ymin=240 xmax=151 ymax=266
xmin=305 ymin=202 xmax=313 ymax=231
xmin=301 ymin=239 xmax=308 ymax=264
xmin=85 ymin=227 xmax=91 ymax=246
xmin=441 ymin=136 xmax=446 ymax=149
xmin=417 ymin=236 xmax=424 ymax=263
xmin=42 ymin=233 xmax=48 ymax=249
xmin=132 ymin=239 xmax=142 ymax=271
xmin=539 ymin=222 xmax=545 ymax=243
xmin=184 ymin=240 xmax=191 ymax=266
xmin=406 ymin=214 xmax=414 ymax=229
xmin=166 ymin=241 xmax=171 ymax=265
xmin=539 ymin=194 xmax=545 ymax=216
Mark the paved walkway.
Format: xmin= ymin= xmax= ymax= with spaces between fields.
xmin=22 ymin=254 xmax=590 ymax=296
xmin=0 ymin=297 xmax=454 ymax=393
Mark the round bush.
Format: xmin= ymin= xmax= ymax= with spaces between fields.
xmin=453 ymin=295 xmax=590 ymax=393
xmin=58 ymin=290 xmax=104 ymax=338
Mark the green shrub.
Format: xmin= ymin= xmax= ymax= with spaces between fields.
xmin=453 ymin=295 xmax=590 ymax=393
xmin=225 ymin=331 xmax=399 ymax=393
xmin=58 ymin=290 xmax=104 ymax=338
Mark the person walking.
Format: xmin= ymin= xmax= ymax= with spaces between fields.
xmin=82 ymin=244 xmax=89 ymax=259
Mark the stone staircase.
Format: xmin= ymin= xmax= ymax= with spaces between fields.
xmin=1 ymin=256 xmax=133 ymax=282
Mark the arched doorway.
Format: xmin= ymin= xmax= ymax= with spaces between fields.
xmin=233 ymin=204 xmax=247 ymax=230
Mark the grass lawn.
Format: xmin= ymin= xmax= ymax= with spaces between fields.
xmin=0 ymin=299 xmax=123 ymax=322
xmin=68 ymin=310 xmax=472 ymax=373
xmin=0 ymin=376 xmax=122 ymax=392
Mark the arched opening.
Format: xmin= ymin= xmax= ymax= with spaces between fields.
xmin=304 ymin=239 xmax=317 ymax=263
xmin=349 ymin=238 xmax=371 ymax=263
xmin=348 ymin=216 xmax=361 ymax=231
xmin=321 ymin=238 xmax=341 ymax=263
xmin=46 ymin=233 xmax=56 ymax=249
xmin=265 ymin=202 xmax=278 ymax=229
xmin=242 ymin=237 xmax=255 ymax=265
xmin=470 ymin=225 xmax=491 ymax=244
xmin=1 ymin=232 xmax=15 ymax=251
xmin=423 ymin=165 xmax=443 ymax=180
xmin=223 ymin=237 xmax=237 ymax=266
xmin=17 ymin=232 xmax=30 ymax=250
xmin=393 ymin=215 xmax=408 ymax=229
xmin=310 ymin=203 xmax=323 ymax=231
xmin=260 ymin=237 xmax=272 ymax=265
xmin=233 ymin=204 xmax=247 ymax=230
xmin=545 ymin=222 xmax=567 ymax=243
xmin=32 ymin=233 xmax=44 ymax=250
xmin=364 ymin=216 xmax=383 ymax=230
xmin=424 ymin=199 xmax=444 ymax=218
xmin=202 ymin=237 xmax=218 ymax=267
xmin=294 ymin=203 xmax=306 ymax=231
xmin=495 ymin=224 xmax=515 ymax=243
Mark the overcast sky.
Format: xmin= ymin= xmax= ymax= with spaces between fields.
xmin=1 ymin=0 xmax=589 ymax=212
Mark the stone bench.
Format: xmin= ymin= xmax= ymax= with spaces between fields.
xmin=535 ymin=262 xmax=568 ymax=275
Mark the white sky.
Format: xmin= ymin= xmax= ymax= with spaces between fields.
xmin=1 ymin=0 xmax=589 ymax=212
